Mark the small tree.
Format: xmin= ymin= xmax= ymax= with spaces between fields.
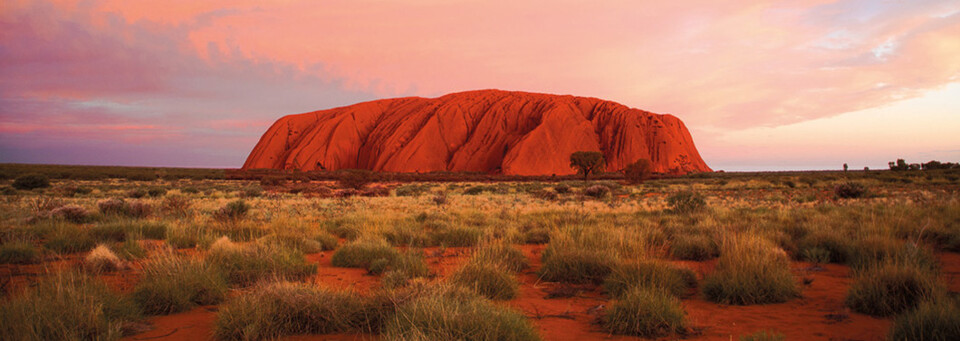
xmin=843 ymin=163 xmax=848 ymax=172
xmin=623 ymin=159 xmax=654 ymax=184
xmin=570 ymin=151 xmax=605 ymax=181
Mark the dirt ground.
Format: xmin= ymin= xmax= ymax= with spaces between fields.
xmin=87 ymin=244 xmax=960 ymax=341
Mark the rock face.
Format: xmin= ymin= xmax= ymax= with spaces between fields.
xmin=243 ymin=90 xmax=711 ymax=175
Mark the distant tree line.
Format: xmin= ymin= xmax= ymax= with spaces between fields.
xmin=888 ymin=159 xmax=960 ymax=171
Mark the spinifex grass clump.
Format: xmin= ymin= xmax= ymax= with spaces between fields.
xmin=84 ymin=244 xmax=123 ymax=273
xmin=603 ymin=286 xmax=687 ymax=337
xmin=0 ymin=271 xmax=140 ymax=340
xmin=133 ymin=253 xmax=228 ymax=315
xmin=90 ymin=222 xmax=131 ymax=242
xmin=430 ymin=224 xmax=482 ymax=247
xmin=603 ymin=260 xmax=698 ymax=298
xmin=165 ymin=223 xmax=210 ymax=249
xmin=669 ymin=234 xmax=719 ymax=261
xmin=538 ymin=229 xmax=618 ymax=284
xmin=331 ymin=237 xmax=400 ymax=269
xmin=214 ymin=281 xmax=366 ymax=340
xmin=845 ymin=261 xmax=944 ymax=316
xmin=470 ymin=241 xmax=529 ymax=272
xmin=450 ymin=262 xmax=520 ymax=300
xmin=257 ymin=233 xmax=324 ymax=253
xmin=796 ymin=229 xmax=851 ymax=264
xmin=702 ymin=235 xmax=800 ymax=305
xmin=0 ymin=240 xmax=39 ymax=264
xmin=845 ymin=236 xmax=937 ymax=272
xmin=115 ymin=235 xmax=147 ymax=260
xmin=43 ymin=222 xmax=95 ymax=254
xmin=383 ymin=285 xmax=540 ymax=341
xmin=206 ymin=237 xmax=316 ymax=286
xmin=888 ymin=299 xmax=960 ymax=341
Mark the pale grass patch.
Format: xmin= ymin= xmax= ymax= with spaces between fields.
xmin=84 ymin=244 xmax=123 ymax=272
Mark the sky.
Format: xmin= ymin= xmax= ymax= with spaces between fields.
xmin=1 ymin=0 xmax=958 ymax=171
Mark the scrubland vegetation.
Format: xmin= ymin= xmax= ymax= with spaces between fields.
xmin=1 ymin=164 xmax=959 ymax=340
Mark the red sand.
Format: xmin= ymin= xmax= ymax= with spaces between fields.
xmin=242 ymin=90 xmax=711 ymax=175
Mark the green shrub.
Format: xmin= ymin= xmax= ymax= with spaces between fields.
xmin=430 ymin=225 xmax=482 ymax=247
xmin=669 ymin=234 xmax=719 ymax=261
xmin=0 ymin=271 xmax=140 ymax=341
xmin=331 ymin=238 xmax=400 ymax=269
xmin=583 ymin=185 xmax=610 ymax=198
xmin=0 ymin=240 xmax=40 ymax=264
xmin=214 ymin=281 xmax=365 ymax=340
xmin=133 ymin=254 xmax=228 ymax=315
xmin=207 ymin=237 xmax=316 ymax=286
xmin=384 ymin=286 xmax=540 ymax=341
xmin=623 ymin=159 xmax=654 ymax=184
xmin=12 ymin=174 xmax=50 ymax=190
xmin=50 ymin=204 xmax=90 ymax=223
xmin=888 ymin=300 xmax=960 ymax=341
xmin=126 ymin=201 xmax=152 ymax=219
xmin=834 ymin=182 xmax=866 ymax=198
xmin=739 ymin=329 xmax=786 ymax=341
xmin=97 ymin=198 xmax=128 ymax=215
xmin=667 ymin=190 xmax=706 ymax=213
xmin=845 ymin=263 xmax=944 ymax=316
xmin=214 ymin=199 xmax=250 ymax=223
xmin=161 ymin=194 xmax=191 ymax=216
xmin=603 ymin=287 xmax=687 ymax=337
xmin=603 ymin=260 xmax=697 ymax=298
xmin=451 ymin=262 xmax=520 ymax=300
xmin=702 ymin=236 xmax=800 ymax=305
